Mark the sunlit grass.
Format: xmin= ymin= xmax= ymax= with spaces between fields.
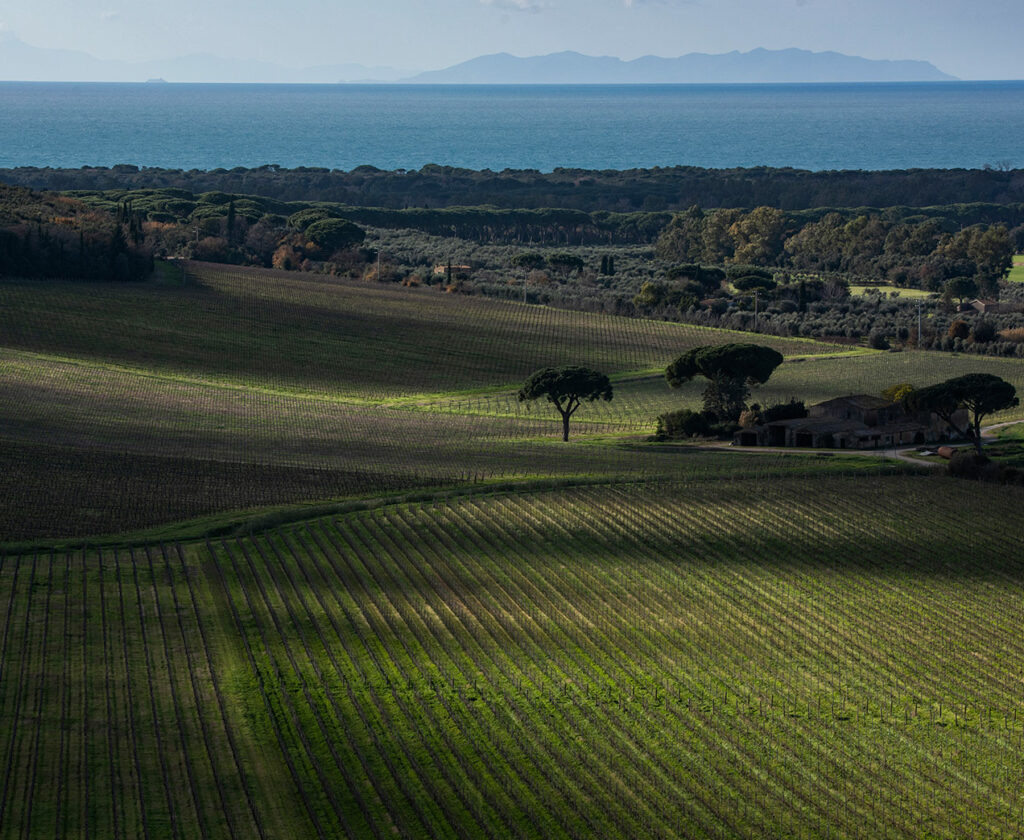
xmin=848 ymin=284 xmax=933 ymax=298
xmin=1008 ymin=255 xmax=1024 ymax=283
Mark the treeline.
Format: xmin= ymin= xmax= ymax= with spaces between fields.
xmin=0 ymin=184 xmax=152 ymax=281
xmin=67 ymin=186 xmax=1024 ymax=251
xmin=71 ymin=187 xmax=671 ymax=246
xmin=656 ymin=206 xmax=1020 ymax=294
xmin=3 ymin=178 xmax=1020 ymax=299
xmin=3 ymin=163 xmax=1024 ymax=212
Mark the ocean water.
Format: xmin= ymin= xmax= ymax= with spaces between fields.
xmin=0 ymin=81 xmax=1021 ymax=172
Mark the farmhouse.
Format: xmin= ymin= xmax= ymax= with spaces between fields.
xmin=735 ymin=394 xmax=963 ymax=450
xmin=967 ymin=299 xmax=1023 ymax=314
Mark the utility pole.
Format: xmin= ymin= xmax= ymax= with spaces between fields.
xmin=917 ymin=300 xmax=923 ymax=347
xmin=753 ymin=290 xmax=759 ymax=332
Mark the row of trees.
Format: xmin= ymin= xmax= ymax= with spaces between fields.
xmin=41 ymin=184 xmax=1024 ymax=252
xmin=7 ymin=163 xmax=1024 ymax=213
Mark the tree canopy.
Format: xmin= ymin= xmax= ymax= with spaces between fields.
xmin=732 ymin=274 xmax=778 ymax=294
xmin=518 ymin=366 xmax=613 ymax=441
xmin=666 ymin=343 xmax=784 ymax=421
xmin=666 ymin=343 xmax=784 ymax=389
xmin=547 ymin=253 xmax=585 ymax=276
xmin=304 ymin=218 xmax=365 ymax=254
xmin=943 ymin=276 xmax=978 ymax=306
xmin=906 ymin=373 xmax=1018 ymax=454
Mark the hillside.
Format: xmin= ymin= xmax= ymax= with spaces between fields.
xmin=3 ymin=260 xmax=1024 ymax=838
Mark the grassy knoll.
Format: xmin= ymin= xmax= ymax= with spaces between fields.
xmin=3 ymin=478 xmax=1024 ymax=838
xmin=0 ymin=263 xmax=843 ymax=399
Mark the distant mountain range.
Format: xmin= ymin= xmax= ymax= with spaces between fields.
xmin=405 ymin=49 xmax=957 ymax=84
xmin=0 ymin=35 xmax=955 ymax=84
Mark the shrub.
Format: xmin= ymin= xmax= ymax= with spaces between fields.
xmin=948 ymin=319 xmax=970 ymax=340
xmin=868 ymin=330 xmax=890 ymax=350
xmin=707 ymin=421 xmax=741 ymax=439
xmin=762 ymin=399 xmax=808 ymax=422
xmin=192 ymin=236 xmax=229 ymax=262
xmin=948 ymin=451 xmax=989 ymax=480
xmin=947 ymin=452 xmax=1008 ymax=483
xmin=971 ymin=320 xmax=997 ymax=344
xmin=655 ymin=409 xmax=710 ymax=439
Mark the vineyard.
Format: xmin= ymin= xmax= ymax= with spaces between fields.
xmin=2 ymin=341 xmax=908 ymax=543
xmin=0 ymin=263 xmax=875 ymax=543
xmin=0 ymin=264 xmax=844 ymax=398
xmin=3 ymin=263 xmax=1023 ymax=543
xmin=4 ymin=261 xmax=1024 ymax=838
xmin=2 ymin=478 xmax=1024 ymax=838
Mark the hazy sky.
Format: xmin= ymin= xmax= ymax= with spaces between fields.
xmin=1 ymin=0 xmax=1021 ymax=79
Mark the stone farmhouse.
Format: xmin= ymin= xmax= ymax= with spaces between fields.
xmin=735 ymin=394 xmax=965 ymax=450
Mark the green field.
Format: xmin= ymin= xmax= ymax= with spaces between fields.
xmin=848 ymin=284 xmax=933 ymax=299
xmin=4 ymin=262 xmax=1024 ymax=839
xmin=1010 ymin=255 xmax=1024 ymax=284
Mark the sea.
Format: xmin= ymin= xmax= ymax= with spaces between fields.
xmin=0 ymin=81 xmax=1022 ymax=172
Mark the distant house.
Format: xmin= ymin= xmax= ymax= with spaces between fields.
xmin=969 ymin=299 xmax=1022 ymax=314
xmin=433 ymin=264 xmax=473 ymax=276
xmin=735 ymin=394 xmax=964 ymax=450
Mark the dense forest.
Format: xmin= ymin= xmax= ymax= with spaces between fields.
xmin=3 ymin=163 xmax=1024 ymax=212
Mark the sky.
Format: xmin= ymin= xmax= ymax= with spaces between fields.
xmin=0 ymin=0 xmax=1021 ymax=79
